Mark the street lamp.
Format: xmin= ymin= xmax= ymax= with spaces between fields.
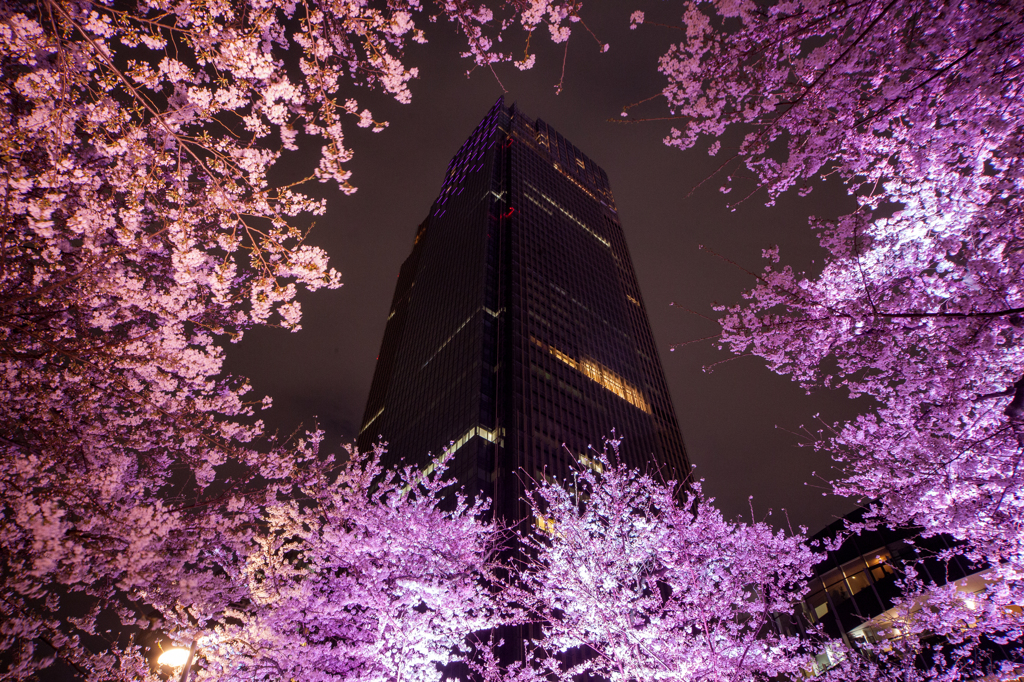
xmin=157 ymin=640 xmax=197 ymax=682
xmin=157 ymin=647 xmax=190 ymax=667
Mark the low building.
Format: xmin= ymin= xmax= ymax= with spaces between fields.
xmin=777 ymin=509 xmax=1010 ymax=674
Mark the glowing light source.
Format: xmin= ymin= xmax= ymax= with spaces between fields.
xmin=533 ymin=337 xmax=651 ymax=413
xmin=535 ymin=514 xmax=558 ymax=535
xmin=157 ymin=647 xmax=191 ymax=667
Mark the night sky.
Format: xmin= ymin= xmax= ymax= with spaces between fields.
xmin=224 ymin=2 xmax=867 ymax=535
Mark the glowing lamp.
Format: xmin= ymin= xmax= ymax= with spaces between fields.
xmin=157 ymin=647 xmax=191 ymax=667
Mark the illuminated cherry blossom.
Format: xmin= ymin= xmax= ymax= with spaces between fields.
xmin=479 ymin=441 xmax=817 ymax=682
xmin=151 ymin=443 xmax=502 ymax=682
xmin=644 ymin=0 xmax=1024 ymax=664
xmin=0 ymin=0 xmax=579 ymax=677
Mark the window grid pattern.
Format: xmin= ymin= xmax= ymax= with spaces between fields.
xmin=358 ymin=98 xmax=689 ymax=521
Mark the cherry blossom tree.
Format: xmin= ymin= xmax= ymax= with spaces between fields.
xmin=632 ymin=0 xmax=1024 ymax=645
xmin=0 ymin=0 xmax=580 ymax=678
xmin=1 ymin=435 xmax=504 ymax=681
xmin=476 ymin=441 xmax=818 ymax=682
xmin=146 ymin=442 xmax=502 ymax=682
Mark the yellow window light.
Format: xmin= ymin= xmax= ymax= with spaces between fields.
xmin=532 ymin=337 xmax=651 ymax=413
xmin=578 ymin=453 xmax=605 ymax=474
xmin=535 ymin=514 xmax=558 ymax=535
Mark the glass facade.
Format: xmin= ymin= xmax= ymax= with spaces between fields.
xmin=357 ymin=98 xmax=690 ymax=524
xmin=775 ymin=508 xmax=1001 ymax=675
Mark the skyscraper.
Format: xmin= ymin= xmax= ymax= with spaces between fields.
xmin=357 ymin=98 xmax=689 ymax=522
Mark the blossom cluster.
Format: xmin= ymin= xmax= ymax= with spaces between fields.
xmin=0 ymin=0 xmax=579 ymax=677
xmin=648 ymin=0 xmax=1024 ymax=665
xmin=479 ymin=441 xmax=818 ymax=682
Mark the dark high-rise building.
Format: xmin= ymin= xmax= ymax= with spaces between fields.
xmin=357 ymin=98 xmax=689 ymax=522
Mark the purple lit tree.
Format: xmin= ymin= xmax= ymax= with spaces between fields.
xmin=474 ymin=441 xmax=817 ymax=682
xmin=151 ymin=442 xmax=502 ymax=682
xmin=631 ymin=0 xmax=1024 ymax=664
xmin=0 ymin=0 xmax=579 ymax=678
xmin=2 ymin=437 xmax=503 ymax=681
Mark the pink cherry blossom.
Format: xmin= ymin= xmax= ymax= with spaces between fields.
xmin=0 ymin=0 xmax=579 ymax=677
xmin=476 ymin=440 xmax=818 ymax=682
xmin=646 ymin=0 xmax=1024 ymax=666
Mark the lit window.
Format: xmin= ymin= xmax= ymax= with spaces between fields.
xmin=531 ymin=337 xmax=651 ymax=413
xmin=524 ymin=193 xmax=553 ymax=216
xmin=422 ymin=308 xmax=489 ymax=368
xmin=550 ymin=162 xmax=608 ymax=206
xmin=535 ymin=514 xmax=557 ymax=535
xmin=400 ymin=425 xmax=504 ymax=494
xmin=578 ymin=453 xmax=604 ymax=474
xmin=359 ymin=406 xmax=385 ymax=435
